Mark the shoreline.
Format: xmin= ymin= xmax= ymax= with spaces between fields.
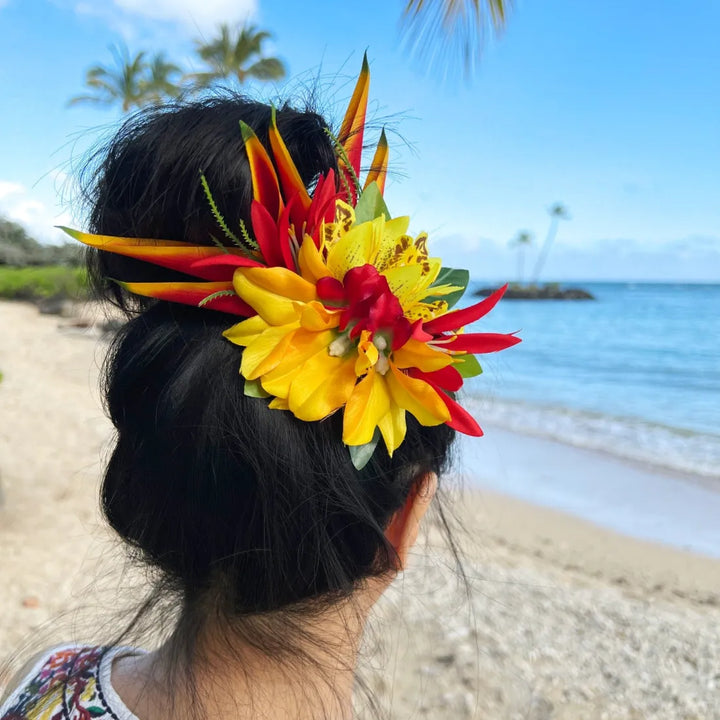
xmin=454 ymin=487 xmax=720 ymax=605
xmin=458 ymin=424 xmax=720 ymax=558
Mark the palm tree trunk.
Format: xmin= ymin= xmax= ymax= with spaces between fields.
xmin=517 ymin=246 xmax=525 ymax=285
xmin=530 ymin=216 xmax=559 ymax=286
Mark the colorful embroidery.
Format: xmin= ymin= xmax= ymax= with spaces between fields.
xmin=1 ymin=646 xmax=123 ymax=720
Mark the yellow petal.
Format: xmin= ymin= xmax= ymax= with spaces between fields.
xmin=223 ymin=314 xmax=269 ymax=348
xmin=343 ymin=370 xmax=391 ymax=446
xmin=326 ymin=220 xmax=376 ymax=280
xmin=392 ymin=337 xmax=454 ymax=372
xmin=377 ymin=403 xmax=407 ymax=456
xmin=298 ymin=235 xmax=332 ymax=284
xmin=249 ymin=329 xmax=300 ymax=379
xmin=233 ymin=267 xmax=316 ymax=325
xmin=374 ymin=216 xmax=411 ymax=271
xmin=405 ymin=298 xmax=449 ymax=322
xmin=355 ymin=330 xmax=379 ymax=375
xmin=241 ymin=322 xmax=299 ymax=380
xmin=385 ymin=363 xmax=450 ymax=426
xmin=287 ymin=351 xmax=357 ymax=421
xmin=268 ymin=397 xmax=289 ymax=410
xmin=382 ymin=260 xmax=440 ymax=311
xmin=261 ymin=329 xmax=337 ymax=399
xmin=298 ymin=300 xmax=340 ymax=331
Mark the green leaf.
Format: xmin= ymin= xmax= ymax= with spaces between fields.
xmin=88 ymin=707 xmax=106 ymax=717
xmin=425 ymin=267 xmax=469 ymax=310
xmin=454 ymin=353 xmax=483 ymax=378
xmin=348 ymin=429 xmax=381 ymax=470
xmin=243 ymin=378 xmax=270 ymax=398
xmin=354 ymin=182 xmax=391 ymax=224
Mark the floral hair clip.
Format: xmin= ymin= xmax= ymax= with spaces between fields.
xmin=61 ymin=55 xmax=520 ymax=469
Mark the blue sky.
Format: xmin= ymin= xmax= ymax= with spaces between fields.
xmin=0 ymin=0 xmax=718 ymax=281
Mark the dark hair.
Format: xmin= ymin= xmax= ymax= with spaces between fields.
xmin=84 ymin=96 xmax=455 ymax=637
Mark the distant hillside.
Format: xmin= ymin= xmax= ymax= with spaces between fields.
xmin=0 ymin=217 xmax=82 ymax=267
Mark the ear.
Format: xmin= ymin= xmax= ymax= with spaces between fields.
xmin=384 ymin=473 xmax=438 ymax=570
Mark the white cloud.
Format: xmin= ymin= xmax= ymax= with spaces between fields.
xmin=76 ymin=0 xmax=256 ymax=34
xmin=0 ymin=181 xmax=24 ymax=200
xmin=0 ymin=181 xmax=72 ymax=244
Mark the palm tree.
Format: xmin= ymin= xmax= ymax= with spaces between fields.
xmin=530 ymin=203 xmax=570 ymax=286
xmin=510 ymin=230 xmax=533 ymax=286
xmin=401 ymin=0 xmax=512 ymax=75
xmin=68 ymin=45 xmax=149 ymax=113
xmin=141 ymin=53 xmax=183 ymax=105
xmin=188 ymin=24 xmax=286 ymax=91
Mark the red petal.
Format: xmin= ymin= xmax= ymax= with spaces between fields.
xmin=204 ymin=295 xmax=255 ymax=316
xmin=410 ymin=365 xmax=463 ymax=392
xmin=269 ymin=107 xmax=311 ymax=212
xmin=410 ymin=319 xmax=433 ymax=342
xmin=277 ymin=199 xmax=297 ymax=271
xmin=423 ymin=284 xmax=508 ymax=335
xmin=418 ymin=375 xmax=483 ymax=436
xmin=250 ymin=201 xmax=283 ymax=267
xmin=440 ymin=391 xmax=483 ymax=436
xmin=240 ymin=121 xmax=282 ymax=220
xmin=286 ymin=190 xmax=309 ymax=235
xmin=307 ymin=170 xmax=339 ymax=239
xmin=120 ymin=281 xmax=254 ymax=317
xmin=390 ymin=317 xmax=412 ymax=350
xmin=446 ymin=332 xmax=521 ymax=354
xmin=317 ymin=276 xmax=345 ymax=304
xmin=189 ymin=253 xmax=263 ymax=280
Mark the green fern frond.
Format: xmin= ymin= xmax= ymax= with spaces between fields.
xmin=200 ymin=172 xmax=244 ymax=247
xmin=238 ymin=219 xmax=260 ymax=251
xmin=324 ymin=128 xmax=362 ymax=199
xmin=198 ymin=289 xmax=237 ymax=307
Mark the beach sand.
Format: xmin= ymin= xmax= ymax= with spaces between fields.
xmin=2 ymin=298 xmax=720 ymax=719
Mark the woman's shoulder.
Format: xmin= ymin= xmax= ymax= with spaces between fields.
xmin=0 ymin=644 xmax=128 ymax=720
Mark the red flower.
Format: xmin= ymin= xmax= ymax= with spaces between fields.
xmin=318 ymin=265 xmax=412 ymax=348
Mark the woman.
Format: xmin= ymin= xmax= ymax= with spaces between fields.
xmin=0 ymin=58 xmax=517 ymax=720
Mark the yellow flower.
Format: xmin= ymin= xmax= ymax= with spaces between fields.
xmin=223 ymin=209 xmax=458 ymax=455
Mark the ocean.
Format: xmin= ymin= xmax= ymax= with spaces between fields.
xmin=463 ymin=282 xmax=720 ymax=482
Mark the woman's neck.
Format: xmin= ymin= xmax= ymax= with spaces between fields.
xmin=111 ymin=597 xmax=375 ymax=720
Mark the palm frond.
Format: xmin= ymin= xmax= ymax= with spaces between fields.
xmin=243 ymin=58 xmax=286 ymax=81
xmin=401 ymin=0 xmax=512 ymax=78
xmin=191 ymin=23 xmax=285 ymax=90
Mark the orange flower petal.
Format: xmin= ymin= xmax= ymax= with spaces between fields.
xmin=385 ymin=363 xmax=450 ymax=427
xmin=298 ymin=235 xmax=333 ymax=284
xmin=355 ymin=330 xmax=379 ymax=375
xmin=392 ymin=337 xmax=454 ymax=373
xmin=299 ymin=301 xmax=340 ymax=332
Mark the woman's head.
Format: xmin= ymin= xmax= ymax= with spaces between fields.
xmin=84 ymin=96 xmax=455 ymax=625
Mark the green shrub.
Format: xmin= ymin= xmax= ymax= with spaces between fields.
xmin=0 ymin=266 xmax=88 ymax=301
xmin=0 ymin=217 xmax=83 ymax=267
